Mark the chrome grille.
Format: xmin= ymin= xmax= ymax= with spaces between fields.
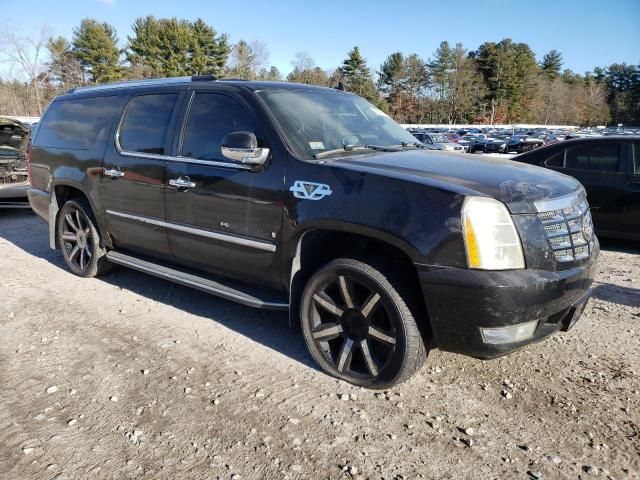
xmin=535 ymin=194 xmax=595 ymax=263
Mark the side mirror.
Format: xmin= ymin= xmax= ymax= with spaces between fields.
xmin=221 ymin=131 xmax=269 ymax=167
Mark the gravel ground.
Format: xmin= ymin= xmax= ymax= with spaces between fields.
xmin=0 ymin=209 xmax=638 ymax=480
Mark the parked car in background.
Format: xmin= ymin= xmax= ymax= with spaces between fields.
xmin=446 ymin=133 xmax=461 ymax=143
xmin=0 ymin=117 xmax=30 ymax=208
xmin=506 ymin=135 xmax=545 ymax=154
xmin=482 ymin=136 xmax=510 ymax=154
xmin=419 ymin=133 xmax=465 ymax=152
xmin=512 ymin=136 xmax=640 ymax=240
xmin=28 ymin=76 xmax=598 ymax=388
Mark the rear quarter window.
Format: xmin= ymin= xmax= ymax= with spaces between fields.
xmin=33 ymin=96 xmax=120 ymax=150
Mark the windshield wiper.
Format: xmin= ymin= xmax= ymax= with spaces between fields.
xmin=390 ymin=142 xmax=429 ymax=150
xmin=313 ymin=144 xmax=402 ymax=159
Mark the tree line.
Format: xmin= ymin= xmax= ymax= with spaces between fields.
xmin=1 ymin=16 xmax=638 ymax=126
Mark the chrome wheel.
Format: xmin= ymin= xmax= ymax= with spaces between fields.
xmin=61 ymin=209 xmax=94 ymax=271
xmin=308 ymin=272 xmax=398 ymax=380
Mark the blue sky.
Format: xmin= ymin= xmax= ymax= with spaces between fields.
xmin=3 ymin=0 xmax=639 ymax=75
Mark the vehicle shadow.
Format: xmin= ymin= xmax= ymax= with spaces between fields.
xmin=591 ymin=282 xmax=640 ymax=309
xmin=0 ymin=209 xmax=316 ymax=370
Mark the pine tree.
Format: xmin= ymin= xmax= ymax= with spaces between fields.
xmin=189 ymin=18 xmax=230 ymax=76
xmin=72 ymin=18 xmax=123 ymax=84
xmin=338 ymin=47 xmax=383 ymax=107
xmin=127 ymin=16 xmax=229 ymax=78
xmin=540 ymin=50 xmax=563 ymax=79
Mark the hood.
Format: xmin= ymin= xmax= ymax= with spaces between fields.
xmin=329 ymin=150 xmax=582 ymax=214
xmin=0 ymin=117 xmax=30 ymax=158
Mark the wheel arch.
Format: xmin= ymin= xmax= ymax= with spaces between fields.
xmin=287 ymin=225 xmax=431 ymax=338
xmin=51 ymin=181 xmax=111 ymax=249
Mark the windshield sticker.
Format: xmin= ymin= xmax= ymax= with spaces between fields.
xmin=309 ymin=141 xmax=325 ymax=150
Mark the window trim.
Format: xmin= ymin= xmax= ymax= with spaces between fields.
xmin=165 ymin=90 xmax=256 ymax=171
xmin=115 ymin=92 xmax=181 ymax=161
xmin=632 ymin=142 xmax=640 ymax=176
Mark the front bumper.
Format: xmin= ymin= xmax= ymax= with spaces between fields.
xmin=418 ymin=253 xmax=598 ymax=358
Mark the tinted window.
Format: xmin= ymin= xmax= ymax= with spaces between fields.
xmin=181 ymin=93 xmax=253 ymax=161
xmin=565 ymin=143 xmax=621 ymax=172
xmin=119 ymin=94 xmax=178 ymax=155
xmin=545 ymin=150 xmax=565 ymax=167
xmin=634 ymin=143 xmax=640 ymax=174
xmin=34 ymin=96 xmax=120 ymax=149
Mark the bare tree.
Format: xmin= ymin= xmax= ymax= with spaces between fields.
xmin=0 ymin=25 xmax=51 ymax=115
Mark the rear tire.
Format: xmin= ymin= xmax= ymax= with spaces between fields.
xmin=57 ymin=198 xmax=113 ymax=278
xmin=300 ymin=258 xmax=427 ymax=388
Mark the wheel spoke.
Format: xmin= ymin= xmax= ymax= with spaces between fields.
xmin=338 ymin=276 xmax=354 ymax=309
xmin=62 ymin=232 xmax=77 ymax=243
xmin=65 ymin=214 xmax=79 ymax=233
xmin=312 ymin=322 xmax=343 ymax=341
xmin=360 ymin=292 xmax=381 ymax=318
xmin=336 ymin=338 xmax=354 ymax=373
xmin=79 ymin=249 xmax=85 ymax=270
xmin=360 ymin=339 xmax=379 ymax=376
xmin=84 ymin=246 xmax=93 ymax=259
xmin=75 ymin=211 xmax=83 ymax=231
xmin=68 ymin=245 xmax=80 ymax=262
xmin=313 ymin=293 xmax=344 ymax=317
xmin=368 ymin=326 xmax=396 ymax=345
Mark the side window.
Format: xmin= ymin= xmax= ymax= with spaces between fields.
xmin=565 ymin=143 xmax=621 ymax=172
xmin=545 ymin=150 xmax=565 ymax=167
xmin=181 ymin=93 xmax=254 ymax=161
xmin=119 ymin=93 xmax=178 ymax=155
xmin=33 ymin=96 xmax=120 ymax=149
xmin=634 ymin=143 xmax=640 ymax=174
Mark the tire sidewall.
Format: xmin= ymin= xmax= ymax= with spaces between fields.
xmin=300 ymin=260 xmax=411 ymax=388
xmin=57 ymin=200 xmax=102 ymax=277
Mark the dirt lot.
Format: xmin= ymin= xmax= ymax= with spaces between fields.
xmin=0 ymin=210 xmax=638 ymax=480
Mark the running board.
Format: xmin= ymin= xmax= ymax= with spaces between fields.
xmin=106 ymin=251 xmax=289 ymax=310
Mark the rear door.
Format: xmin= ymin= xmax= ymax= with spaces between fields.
xmin=164 ymin=90 xmax=284 ymax=289
xmin=560 ymin=141 xmax=627 ymax=234
xmin=101 ymin=91 xmax=183 ymax=259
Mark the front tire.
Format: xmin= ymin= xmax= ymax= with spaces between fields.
xmin=300 ymin=258 xmax=427 ymax=388
xmin=57 ymin=198 xmax=112 ymax=278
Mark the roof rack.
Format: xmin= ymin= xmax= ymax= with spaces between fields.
xmin=67 ymin=76 xmax=193 ymax=94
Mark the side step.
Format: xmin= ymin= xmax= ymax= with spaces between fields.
xmin=106 ymin=251 xmax=289 ymax=310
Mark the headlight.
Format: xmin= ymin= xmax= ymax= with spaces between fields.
xmin=462 ymin=197 xmax=525 ymax=270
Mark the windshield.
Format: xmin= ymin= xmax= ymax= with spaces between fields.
xmin=257 ymin=88 xmax=419 ymax=160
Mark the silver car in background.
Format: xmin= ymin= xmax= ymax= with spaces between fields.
xmin=0 ymin=117 xmax=30 ymax=208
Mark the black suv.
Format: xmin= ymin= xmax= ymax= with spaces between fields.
xmin=513 ymin=136 xmax=640 ymax=240
xmin=28 ymin=76 xmax=598 ymax=388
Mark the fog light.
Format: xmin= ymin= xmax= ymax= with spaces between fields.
xmin=480 ymin=320 xmax=538 ymax=345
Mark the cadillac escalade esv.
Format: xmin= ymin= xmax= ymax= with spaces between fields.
xmin=27 ymin=76 xmax=598 ymax=388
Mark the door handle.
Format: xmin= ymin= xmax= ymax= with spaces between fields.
xmin=104 ymin=168 xmax=125 ymax=178
xmin=169 ymin=177 xmax=196 ymax=189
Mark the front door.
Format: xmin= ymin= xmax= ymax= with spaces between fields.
xmin=165 ymin=91 xmax=283 ymax=290
xmin=101 ymin=91 xmax=182 ymax=259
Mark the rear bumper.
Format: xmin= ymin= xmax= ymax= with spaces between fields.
xmin=418 ymin=249 xmax=598 ymax=358
xmin=27 ymin=187 xmax=51 ymax=222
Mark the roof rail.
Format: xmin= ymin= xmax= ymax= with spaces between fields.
xmin=66 ymin=76 xmax=192 ymax=94
xmin=191 ymin=74 xmax=217 ymax=82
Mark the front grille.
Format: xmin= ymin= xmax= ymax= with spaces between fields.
xmin=536 ymin=194 xmax=595 ymax=263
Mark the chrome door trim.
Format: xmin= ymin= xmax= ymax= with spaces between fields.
xmin=105 ymin=209 xmax=276 ymax=252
